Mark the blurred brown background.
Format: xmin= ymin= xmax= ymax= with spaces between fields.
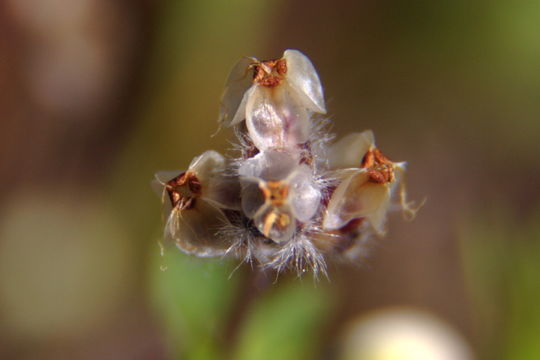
xmin=1 ymin=0 xmax=539 ymax=359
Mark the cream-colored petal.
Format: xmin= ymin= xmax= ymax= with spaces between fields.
xmin=283 ymin=49 xmax=326 ymax=114
xmin=245 ymin=84 xmax=310 ymax=150
xmin=361 ymin=183 xmax=391 ymax=235
xmin=327 ymin=130 xmax=375 ymax=170
xmin=165 ymin=199 xmax=231 ymax=257
xmin=323 ymin=171 xmax=359 ymax=230
xmin=324 ymin=170 xmax=391 ymax=233
xmin=218 ymin=56 xmax=256 ymax=127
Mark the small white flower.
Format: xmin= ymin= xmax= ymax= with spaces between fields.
xmin=239 ymin=150 xmax=321 ymax=243
xmin=153 ymin=151 xmax=240 ymax=257
xmin=323 ymin=131 xmax=405 ymax=235
xmin=219 ymin=49 xmax=326 ymax=150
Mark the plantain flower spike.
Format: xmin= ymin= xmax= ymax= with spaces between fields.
xmin=153 ymin=49 xmax=419 ymax=278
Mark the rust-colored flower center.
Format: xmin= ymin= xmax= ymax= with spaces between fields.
xmin=166 ymin=171 xmax=202 ymax=210
xmin=361 ymin=147 xmax=395 ymax=184
xmin=261 ymin=180 xmax=289 ymax=207
xmin=253 ymin=58 xmax=287 ymax=87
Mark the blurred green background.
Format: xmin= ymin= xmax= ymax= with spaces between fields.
xmin=0 ymin=0 xmax=539 ymax=359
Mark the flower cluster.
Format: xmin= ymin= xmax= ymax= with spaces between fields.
xmin=154 ymin=49 xmax=417 ymax=277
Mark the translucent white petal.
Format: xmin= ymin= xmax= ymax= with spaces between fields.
xmin=323 ymin=172 xmax=358 ymax=230
xmin=254 ymin=205 xmax=296 ymax=243
xmin=178 ymin=151 xmax=241 ymax=210
xmin=324 ymin=170 xmax=391 ymax=233
xmin=218 ymin=56 xmax=256 ymax=127
xmin=205 ymin=175 xmax=241 ymax=210
xmin=245 ymin=84 xmax=310 ymax=150
xmin=188 ymin=150 xmax=225 ymax=178
xmin=240 ymin=178 xmax=265 ymax=218
xmin=283 ymin=49 xmax=326 ymax=114
xmin=288 ymin=165 xmax=321 ymax=222
xmin=165 ymin=199 xmax=231 ymax=257
xmin=238 ymin=149 xmax=299 ymax=180
xmin=327 ymin=130 xmax=375 ymax=169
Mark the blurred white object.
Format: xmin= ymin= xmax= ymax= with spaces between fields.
xmin=341 ymin=308 xmax=474 ymax=360
xmin=0 ymin=191 xmax=134 ymax=339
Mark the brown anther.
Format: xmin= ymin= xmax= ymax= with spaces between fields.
xmin=261 ymin=181 xmax=289 ymax=206
xmin=165 ymin=171 xmax=202 ymax=210
xmin=253 ymin=58 xmax=287 ymax=88
xmin=299 ymin=141 xmax=313 ymax=166
xmin=361 ymin=148 xmax=395 ymax=184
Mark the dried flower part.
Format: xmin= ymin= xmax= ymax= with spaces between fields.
xmin=362 ymin=147 xmax=395 ymax=184
xmin=253 ymin=58 xmax=287 ymax=87
xmin=165 ymin=171 xmax=201 ymax=210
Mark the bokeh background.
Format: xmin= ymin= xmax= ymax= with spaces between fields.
xmin=1 ymin=0 xmax=539 ymax=359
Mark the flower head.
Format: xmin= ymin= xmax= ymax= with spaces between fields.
xmin=154 ymin=50 xmax=419 ymax=277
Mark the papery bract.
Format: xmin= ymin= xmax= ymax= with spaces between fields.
xmin=282 ymin=49 xmax=326 ymax=114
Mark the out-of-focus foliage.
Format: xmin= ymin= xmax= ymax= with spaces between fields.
xmin=233 ymin=281 xmax=331 ymax=360
xmin=460 ymin=209 xmax=540 ymax=360
xmin=150 ymin=248 xmax=239 ymax=360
